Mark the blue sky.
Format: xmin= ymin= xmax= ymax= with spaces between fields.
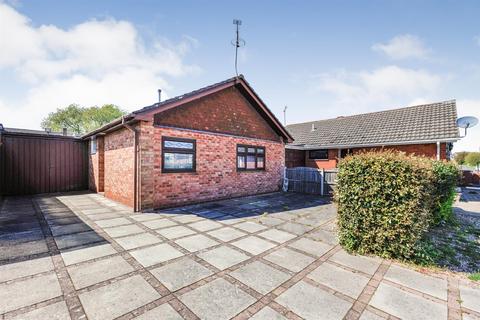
xmin=1 ymin=0 xmax=479 ymax=150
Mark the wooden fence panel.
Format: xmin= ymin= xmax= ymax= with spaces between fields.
xmin=284 ymin=167 xmax=338 ymax=195
xmin=0 ymin=133 xmax=88 ymax=195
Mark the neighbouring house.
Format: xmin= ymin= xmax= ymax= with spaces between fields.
xmin=285 ymin=100 xmax=460 ymax=169
xmin=83 ymin=76 xmax=293 ymax=211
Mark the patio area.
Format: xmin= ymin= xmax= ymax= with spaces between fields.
xmin=0 ymin=191 xmax=479 ymax=320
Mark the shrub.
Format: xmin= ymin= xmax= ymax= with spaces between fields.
xmin=335 ymin=151 xmax=458 ymax=260
xmin=431 ymin=161 xmax=459 ymax=223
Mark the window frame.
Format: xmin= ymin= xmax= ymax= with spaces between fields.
xmin=236 ymin=144 xmax=265 ymax=171
xmin=161 ymin=136 xmax=196 ymax=173
xmin=309 ymin=149 xmax=329 ymax=160
xmin=90 ymin=136 xmax=97 ymax=155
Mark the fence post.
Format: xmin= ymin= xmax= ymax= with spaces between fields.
xmin=320 ymin=168 xmax=324 ymax=195
xmin=282 ymin=167 xmax=288 ymax=192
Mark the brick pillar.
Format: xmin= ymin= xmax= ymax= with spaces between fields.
xmin=138 ymin=121 xmax=155 ymax=210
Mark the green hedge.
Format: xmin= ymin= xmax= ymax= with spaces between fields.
xmin=335 ymin=151 xmax=458 ymax=260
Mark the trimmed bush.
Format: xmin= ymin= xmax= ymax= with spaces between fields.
xmin=335 ymin=151 xmax=458 ymax=260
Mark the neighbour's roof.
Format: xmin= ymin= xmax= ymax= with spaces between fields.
xmin=286 ymin=100 xmax=460 ymax=149
xmin=82 ymin=75 xmax=294 ymax=142
xmin=0 ymin=126 xmax=78 ymax=138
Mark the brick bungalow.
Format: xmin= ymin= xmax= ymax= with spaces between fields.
xmin=83 ymin=76 xmax=293 ymax=211
xmin=285 ymin=100 xmax=460 ymax=169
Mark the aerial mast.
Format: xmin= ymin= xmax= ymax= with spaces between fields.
xmin=232 ymin=19 xmax=245 ymax=76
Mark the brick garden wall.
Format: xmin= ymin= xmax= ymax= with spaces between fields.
xmin=88 ymin=136 xmax=104 ymax=192
xmin=139 ymin=123 xmax=285 ymax=209
xmin=103 ymin=127 xmax=135 ymax=207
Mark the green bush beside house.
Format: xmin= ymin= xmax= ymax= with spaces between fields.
xmin=335 ymin=151 xmax=459 ymax=260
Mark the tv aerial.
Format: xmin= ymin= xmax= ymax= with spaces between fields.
xmin=231 ymin=19 xmax=246 ymax=76
xmin=457 ymin=116 xmax=478 ymax=137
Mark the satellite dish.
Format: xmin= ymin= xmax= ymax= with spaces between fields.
xmin=457 ymin=116 xmax=479 ymax=137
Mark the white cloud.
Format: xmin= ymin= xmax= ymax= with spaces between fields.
xmin=372 ymin=34 xmax=430 ymax=60
xmin=312 ymin=65 xmax=442 ymax=112
xmin=0 ymin=3 xmax=200 ymax=129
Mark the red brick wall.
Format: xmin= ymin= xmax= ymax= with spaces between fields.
xmin=303 ymin=143 xmax=448 ymax=170
xmin=154 ymin=87 xmax=281 ymax=142
xmin=285 ymin=149 xmax=306 ymax=168
xmin=139 ymin=123 xmax=285 ymax=209
xmin=103 ymin=127 xmax=135 ymax=207
xmin=88 ymin=136 xmax=104 ymax=192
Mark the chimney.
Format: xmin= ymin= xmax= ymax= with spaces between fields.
xmin=311 ymin=123 xmax=316 ymax=131
xmin=158 ymin=89 xmax=162 ymax=102
xmin=62 ymin=128 xmax=68 ymax=136
xmin=0 ymin=123 xmax=4 ymax=131
xmin=45 ymin=128 xmax=51 ymax=134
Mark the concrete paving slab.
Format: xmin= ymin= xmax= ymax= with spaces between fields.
xmin=251 ymin=306 xmax=287 ymax=319
xmin=175 ymin=234 xmax=219 ymax=252
xmin=10 ymin=301 xmax=70 ymax=320
xmin=275 ymin=280 xmax=351 ymax=320
xmin=88 ymin=212 xmax=123 ymax=221
xmin=61 ymin=243 xmax=117 ymax=266
xmin=50 ymin=223 xmax=93 ymax=236
xmin=459 ymin=284 xmax=480 ymax=313
xmin=264 ymin=247 xmax=315 ymax=272
xmin=306 ymin=229 xmax=338 ymax=245
xmin=180 ymin=278 xmax=256 ymax=320
xmin=230 ymin=261 xmax=290 ymax=294
xmin=156 ymin=225 xmax=197 ymax=239
xmin=359 ymin=310 xmax=386 ymax=320
xmin=130 ymin=214 xmax=164 ymax=222
xmin=231 ymin=236 xmax=276 ymax=255
xmin=142 ymin=218 xmax=177 ymax=229
xmin=307 ymin=262 xmax=370 ymax=298
xmin=68 ymin=255 xmax=134 ymax=289
xmin=79 ymin=275 xmax=160 ymax=320
xmin=257 ymin=229 xmax=296 ymax=243
xmin=234 ymin=221 xmax=268 ymax=233
xmin=115 ymin=233 xmax=162 ymax=250
xmin=103 ymin=224 xmax=144 ymax=238
xmin=370 ymin=282 xmax=447 ymax=320
xmin=288 ymin=238 xmax=333 ymax=257
xmin=130 ymin=243 xmax=184 ymax=267
xmin=95 ymin=217 xmax=132 ymax=228
xmin=207 ymin=227 xmax=246 ymax=242
xmin=0 ymin=239 xmax=49 ymax=260
xmin=257 ymin=216 xmax=284 ymax=227
xmin=329 ymin=250 xmax=381 ymax=275
xmin=188 ymin=220 xmax=223 ymax=232
xmin=0 ymin=272 xmax=62 ymax=314
xmin=151 ymin=257 xmax=213 ymax=291
xmin=198 ymin=246 xmax=249 ymax=270
xmin=0 ymin=256 xmax=54 ymax=283
xmin=134 ymin=303 xmax=183 ymax=320
xmin=54 ymin=231 xmax=105 ymax=250
xmin=170 ymin=214 xmax=203 ymax=224
xmin=276 ymin=222 xmax=314 ymax=235
xmin=384 ymin=264 xmax=447 ymax=300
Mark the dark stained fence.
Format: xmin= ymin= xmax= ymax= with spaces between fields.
xmin=284 ymin=167 xmax=338 ymax=195
xmin=0 ymin=132 xmax=88 ymax=195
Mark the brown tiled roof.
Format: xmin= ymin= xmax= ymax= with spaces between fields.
xmin=286 ymin=100 xmax=460 ymax=148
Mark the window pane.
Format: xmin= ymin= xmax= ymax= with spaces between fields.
xmin=90 ymin=137 xmax=97 ymax=154
xmin=164 ymin=140 xmax=193 ymax=149
xmin=257 ymin=148 xmax=264 ymax=154
xmin=237 ymin=155 xmax=245 ymax=168
xmin=164 ymin=153 xmax=193 ymax=169
xmin=309 ymin=149 xmax=328 ymax=160
xmin=257 ymin=157 xmax=264 ymax=168
xmin=247 ymin=147 xmax=256 ymax=153
xmin=246 ymin=155 xmax=256 ymax=169
xmin=237 ymin=146 xmax=245 ymax=153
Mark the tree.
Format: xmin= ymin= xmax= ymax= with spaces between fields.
xmin=41 ymin=104 xmax=126 ymax=135
xmin=465 ymin=152 xmax=480 ymax=171
xmin=454 ymin=151 xmax=469 ymax=165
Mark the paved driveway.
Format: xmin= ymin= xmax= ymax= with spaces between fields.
xmin=0 ymin=192 xmax=479 ymax=320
